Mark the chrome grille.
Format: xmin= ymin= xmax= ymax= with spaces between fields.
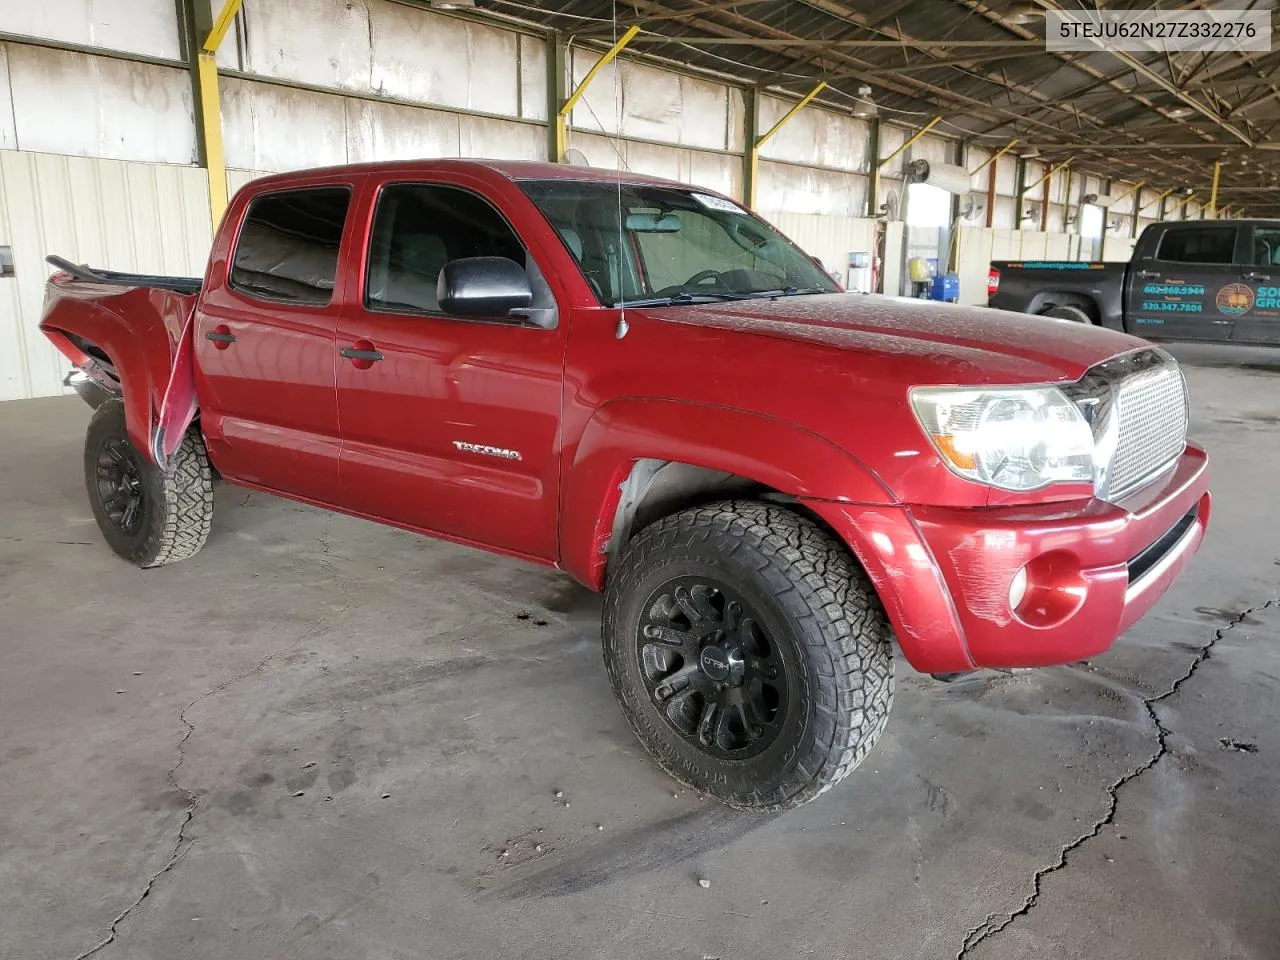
xmin=1063 ymin=348 xmax=1189 ymax=503
xmin=1107 ymin=365 xmax=1188 ymax=500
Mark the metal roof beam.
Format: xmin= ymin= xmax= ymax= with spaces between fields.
xmin=1028 ymin=0 xmax=1253 ymax=146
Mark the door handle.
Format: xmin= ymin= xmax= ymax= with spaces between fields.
xmin=1243 ymin=271 xmax=1271 ymax=282
xmin=340 ymin=347 xmax=383 ymax=361
xmin=340 ymin=340 xmax=383 ymax=369
xmin=205 ymin=325 xmax=236 ymax=349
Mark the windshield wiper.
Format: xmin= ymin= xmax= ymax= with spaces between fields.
xmin=614 ymin=286 xmax=831 ymax=308
xmin=615 ymin=291 xmax=750 ymax=307
xmin=746 ymin=286 xmax=829 ymax=298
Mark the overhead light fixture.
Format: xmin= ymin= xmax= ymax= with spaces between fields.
xmin=1022 ymin=145 xmax=1041 ymax=159
xmin=1167 ymin=106 xmax=1193 ymax=119
xmin=852 ymin=85 xmax=878 ymax=120
xmin=427 ymin=0 xmax=475 ymax=8
xmin=1005 ymin=3 xmax=1044 ymax=24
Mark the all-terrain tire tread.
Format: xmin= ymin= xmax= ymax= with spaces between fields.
xmin=143 ymin=428 xmax=214 ymax=567
xmin=602 ymin=500 xmax=894 ymax=811
xmin=84 ymin=399 xmax=214 ymax=568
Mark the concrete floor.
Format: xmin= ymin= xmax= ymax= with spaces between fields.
xmin=2 ymin=343 xmax=1278 ymax=960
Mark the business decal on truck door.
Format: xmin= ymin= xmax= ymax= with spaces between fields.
xmin=452 ymin=441 xmax=522 ymax=461
xmin=1136 ymin=278 xmax=1206 ymax=325
xmin=1216 ymin=283 xmax=1254 ymax=316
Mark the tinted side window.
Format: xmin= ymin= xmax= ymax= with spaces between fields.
xmin=1251 ymin=227 xmax=1280 ymax=266
xmin=366 ymin=184 xmax=525 ymax=314
xmin=1156 ymin=226 xmax=1237 ymax=265
xmin=230 ymin=187 xmax=351 ymax=305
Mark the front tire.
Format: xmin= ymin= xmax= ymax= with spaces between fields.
xmin=602 ymin=501 xmax=894 ymax=811
xmin=84 ymin=399 xmax=214 ymax=567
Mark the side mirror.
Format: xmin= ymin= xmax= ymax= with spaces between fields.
xmin=437 ymin=257 xmax=533 ymax=317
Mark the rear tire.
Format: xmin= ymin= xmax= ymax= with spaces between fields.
xmin=1044 ymin=304 xmax=1093 ymax=324
xmin=84 ymin=399 xmax=214 ymax=567
xmin=602 ymin=501 xmax=894 ymax=811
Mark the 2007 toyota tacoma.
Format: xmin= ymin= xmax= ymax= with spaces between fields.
xmin=39 ymin=160 xmax=1211 ymax=810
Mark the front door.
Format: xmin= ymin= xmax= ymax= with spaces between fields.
xmin=1234 ymin=224 xmax=1280 ymax=345
xmin=1125 ymin=223 xmax=1239 ymax=341
xmin=335 ymin=180 xmax=566 ymax=561
xmin=196 ymin=185 xmax=355 ymax=504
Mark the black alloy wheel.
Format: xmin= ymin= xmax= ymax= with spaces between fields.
xmin=83 ymin=398 xmax=215 ymax=567
xmin=637 ymin=578 xmax=787 ymax=760
xmin=94 ymin=439 xmax=147 ymax=535
xmin=603 ymin=501 xmax=895 ymax=811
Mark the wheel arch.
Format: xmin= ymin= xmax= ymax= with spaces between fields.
xmin=40 ymin=283 xmax=195 ymax=457
xmin=1028 ymin=292 xmax=1101 ymax=322
xmin=559 ymin=398 xmax=895 ymax=591
xmin=44 ymin=323 xmax=153 ymax=452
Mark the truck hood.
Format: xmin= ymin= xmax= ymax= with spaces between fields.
xmin=649 ymin=293 xmax=1144 ymax=384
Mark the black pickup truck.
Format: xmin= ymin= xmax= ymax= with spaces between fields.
xmin=988 ymin=218 xmax=1280 ymax=345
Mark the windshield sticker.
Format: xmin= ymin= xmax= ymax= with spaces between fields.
xmin=691 ymin=193 xmax=746 ymax=214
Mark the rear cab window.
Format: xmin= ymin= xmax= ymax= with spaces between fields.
xmin=230 ymin=187 xmax=352 ymax=305
xmin=1155 ymin=226 xmax=1238 ymax=265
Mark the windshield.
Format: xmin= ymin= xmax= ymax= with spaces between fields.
xmin=518 ymin=179 xmax=839 ymax=306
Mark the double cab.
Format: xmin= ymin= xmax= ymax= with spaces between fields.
xmin=40 ymin=160 xmax=1211 ymax=810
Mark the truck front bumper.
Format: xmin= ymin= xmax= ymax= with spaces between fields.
xmin=806 ymin=444 xmax=1211 ymax=674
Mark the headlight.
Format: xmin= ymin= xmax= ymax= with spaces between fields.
xmin=910 ymin=386 xmax=1095 ymax=492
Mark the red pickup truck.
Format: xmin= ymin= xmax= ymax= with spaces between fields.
xmin=40 ymin=160 xmax=1211 ymax=810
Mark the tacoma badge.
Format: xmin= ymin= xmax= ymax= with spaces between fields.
xmin=452 ymin=441 xmax=522 ymax=461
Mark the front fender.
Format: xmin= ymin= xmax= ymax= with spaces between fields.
xmin=559 ymin=398 xmax=895 ymax=590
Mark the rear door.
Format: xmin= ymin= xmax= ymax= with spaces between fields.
xmin=1234 ymin=224 xmax=1280 ymax=344
xmin=334 ymin=178 xmax=567 ymax=561
xmin=1124 ymin=223 xmax=1240 ymax=341
xmin=195 ymin=184 xmax=355 ymax=503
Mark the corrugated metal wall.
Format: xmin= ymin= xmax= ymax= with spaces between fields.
xmin=0 ymin=0 xmax=1171 ymax=399
xmin=0 ymin=150 xmax=211 ymax=400
xmin=764 ymin=212 xmax=877 ymax=291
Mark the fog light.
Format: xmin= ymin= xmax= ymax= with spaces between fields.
xmin=1009 ymin=565 xmax=1029 ymax=610
xmin=1012 ymin=551 xmax=1088 ymax=628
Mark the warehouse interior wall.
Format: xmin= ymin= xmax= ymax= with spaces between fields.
xmin=0 ymin=150 xmax=211 ymax=400
xmin=762 ymin=212 xmax=877 ymax=292
xmin=0 ymin=0 xmax=1172 ymax=399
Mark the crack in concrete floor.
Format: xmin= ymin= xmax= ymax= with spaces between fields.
xmin=955 ymin=597 xmax=1279 ymax=959
xmin=72 ymin=593 xmax=353 ymax=960
xmin=60 ymin=515 xmax=1276 ymax=960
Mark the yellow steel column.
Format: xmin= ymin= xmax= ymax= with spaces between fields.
xmin=555 ymin=25 xmax=640 ymax=163
xmin=745 ymin=81 xmax=826 ymax=209
xmin=1209 ymin=160 xmax=1222 ymax=218
xmin=197 ymin=0 xmax=242 ymax=229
